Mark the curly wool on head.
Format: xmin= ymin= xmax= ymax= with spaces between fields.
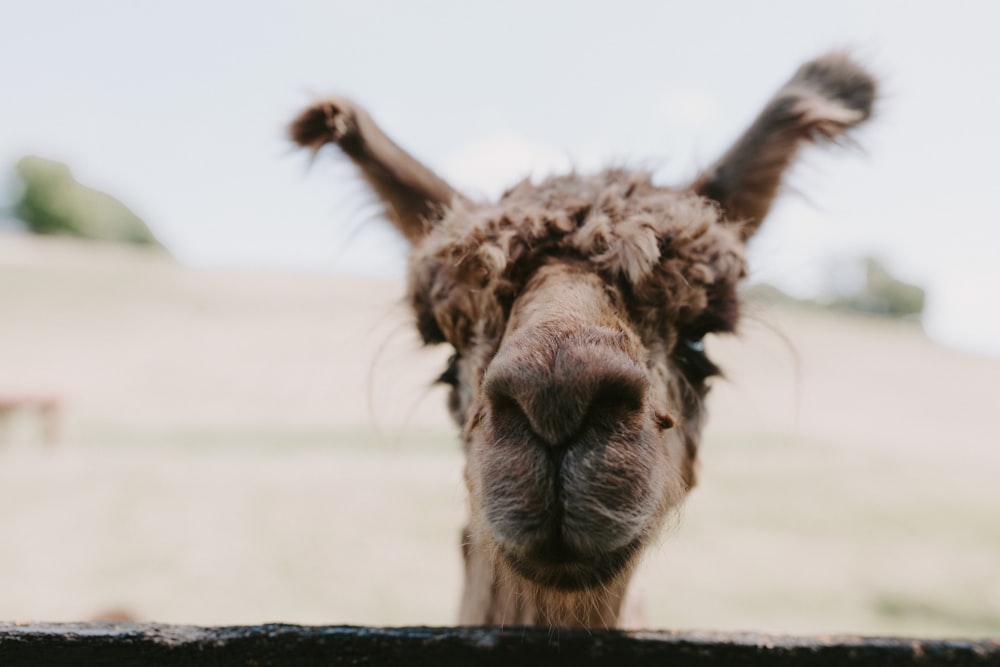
xmin=409 ymin=169 xmax=747 ymax=349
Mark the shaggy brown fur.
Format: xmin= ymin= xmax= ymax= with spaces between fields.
xmin=290 ymin=52 xmax=876 ymax=628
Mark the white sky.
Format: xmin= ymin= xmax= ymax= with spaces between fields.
xmin=2 ymin=0 xmax=999 ymax=358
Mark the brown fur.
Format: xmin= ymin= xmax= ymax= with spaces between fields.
xmin=290 ymin=52 xmax=876 ymax=628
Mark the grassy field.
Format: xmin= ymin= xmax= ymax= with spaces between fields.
xmin=1 ymin=234 xmax=998 ymax=637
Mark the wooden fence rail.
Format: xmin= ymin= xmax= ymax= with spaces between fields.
xmin=1 ymin=623 xmax=998 ymax=666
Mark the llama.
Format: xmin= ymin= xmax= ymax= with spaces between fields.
xmin=290 ymin=52 xmax=875 ymax=628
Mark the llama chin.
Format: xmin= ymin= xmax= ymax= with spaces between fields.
xmin=290 ymin=51 xmax=876 ymax=629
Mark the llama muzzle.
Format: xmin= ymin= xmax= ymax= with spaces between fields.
xmin=483 ymin=327 xmax=648 ymax=448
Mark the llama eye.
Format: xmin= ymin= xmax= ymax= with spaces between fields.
xmin=684 ymin=338 xmax=705 ymax=354
xmin=676 ymin=336 xmax=719 ymax=381
xmin=436 ymin=353 xmax=460 ymax=387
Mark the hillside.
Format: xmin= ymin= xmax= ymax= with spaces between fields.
xmin=1 ymin=234 xmax=998 ymax=637
xmin=0 ymin=234 xmax=451 ymax=441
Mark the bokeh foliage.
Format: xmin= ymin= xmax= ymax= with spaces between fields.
xmin=12 ymin=156 xmax=163 ymax=249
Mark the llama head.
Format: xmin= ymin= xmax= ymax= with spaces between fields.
xmin=291 ymin=52 xmax=875 ymax=616
xmin=406 ymin=173 xmax=748 ymax=593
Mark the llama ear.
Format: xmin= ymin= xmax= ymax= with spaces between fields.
xmin=690 ymin=52 xmax=876 ymax=241
xmin=290 ymin=98 xmax=464 ymax=243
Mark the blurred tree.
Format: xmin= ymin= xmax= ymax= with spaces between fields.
xmin=829 ymin=257 xmax=926 ymax=320
xmin=749 ymin=256 xmax=926 ymax=323
xmin=11 ymin=156 xmax=165 ymax=249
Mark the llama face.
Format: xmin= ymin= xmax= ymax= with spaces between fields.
xmin=407 ymin=171 xmax=746 ymax=589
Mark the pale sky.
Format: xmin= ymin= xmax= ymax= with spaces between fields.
xmin=2 ymin=1 xmax=999 ymax=358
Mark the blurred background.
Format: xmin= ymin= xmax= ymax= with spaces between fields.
xmin=1 ymin=0 xmax=998 ymax=637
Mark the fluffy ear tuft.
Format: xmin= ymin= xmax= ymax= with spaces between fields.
xmin=289 ymin=100 xmax=355 ymax=153
xmin=692 ymin=52 xmax=877 ymax=240
xmin=289 ymin=98 xmax=463 ymax=243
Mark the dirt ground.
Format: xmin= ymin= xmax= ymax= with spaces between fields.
xmin=1 ymin=235 xmax=998 ymax=637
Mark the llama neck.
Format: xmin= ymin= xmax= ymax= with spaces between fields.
xmin=457 ymin=530 xmax=632 ymax=628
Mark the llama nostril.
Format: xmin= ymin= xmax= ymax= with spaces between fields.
xmin=592 ymin=373 xmax=645 ymax=415
xmin=484 ymin=332 xmax=648 ymax=446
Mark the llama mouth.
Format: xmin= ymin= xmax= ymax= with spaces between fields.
xmin=482 ymin=427 xmax=655 ymax=592
xmin=498 ymin=536 xmax=642 ymax=591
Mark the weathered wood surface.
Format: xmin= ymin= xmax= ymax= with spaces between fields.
xmin=1 ymin=623 xmax=998 ymax=666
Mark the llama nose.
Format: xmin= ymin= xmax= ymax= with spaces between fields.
xmin=483 ymin=330 xmax=648 ymax=446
